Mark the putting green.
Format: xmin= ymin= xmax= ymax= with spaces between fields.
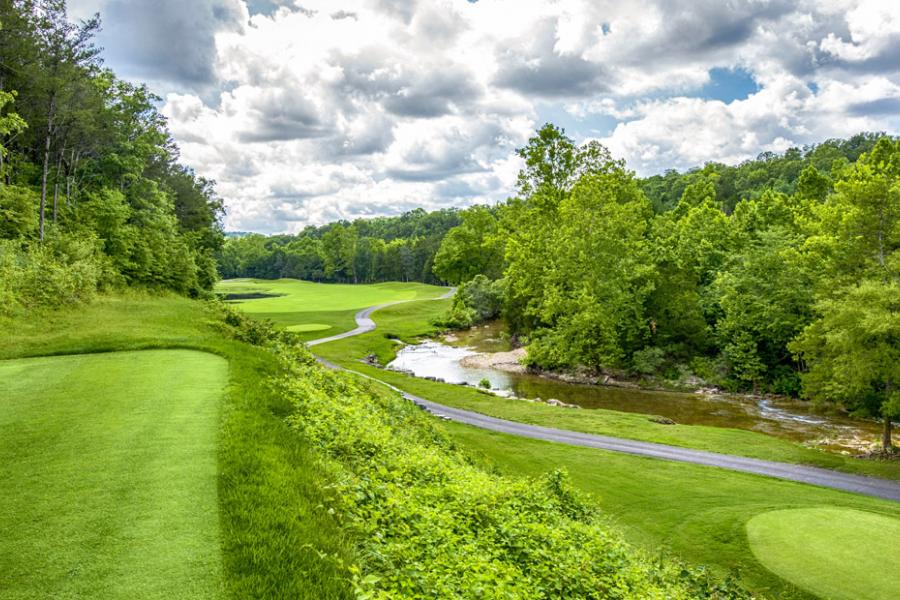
xmin=286 ymin=323 xmax=332 ymax=332
xmin=746 ymin=507 xmax=900 ymax=600
xmin=0 ymin=350 xmax=227 ymax=599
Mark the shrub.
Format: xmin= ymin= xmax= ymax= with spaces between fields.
xmin=0 ymin=185 xmax=39 ymax=239
xmin=631 ymin=346 xmax=666 ymax=376
xmin=0 ymin=233 xmax=112 ymax=314
xmin=437 ymin=275 xmax=506 ymax=329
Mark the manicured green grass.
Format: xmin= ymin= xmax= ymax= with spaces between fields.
xmin=286 ymin=323 xmax=332 ymax=332
xmin=1 ymin=294 xmax=354 ymax=599
xmin=315 ymin=300 xmax=900 ymax=481
xmin=216 ymin=279 xmax=448 ymax=341
xmin=745 ymin=508 xmax=900 ymax=600
xmin=442 ymin=422 xmax=900 ymax=599
xmin=316 ymin=297 xmax=451 ymax=364
xmin=0 ymin=350 xmax=226 ymax=599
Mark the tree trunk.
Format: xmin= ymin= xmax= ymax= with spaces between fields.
xmin=40 ymin=95 xmax=56 ymax=242
xmin=53 ymin=151 xmax=62 ymax=222
xmin=885 ymin=378 xmax=894 ymax=452
xmin=40 ymin=131 xmax=51 ymax=241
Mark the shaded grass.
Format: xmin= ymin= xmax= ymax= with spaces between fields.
xmin=315 ymin=299 xmax=900 ymax=481
xmin=745 ymin=508 xmax=900 ymax=600
xmin=441 ymin=421 xmax=900 ymax=599
xmin=0 ymin=350 xmax=226 ymax=599
xmin=0 ymin=294 xmax=354 ymax=599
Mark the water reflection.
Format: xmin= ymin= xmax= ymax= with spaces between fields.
xmin=388 ymin=332 xmax=884 ymax=455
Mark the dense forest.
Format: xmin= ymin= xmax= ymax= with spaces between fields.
xmin=0 ymin=0 xmax=224 ymax=310
xmin=217 ymin=208 xmax=463 ymax=284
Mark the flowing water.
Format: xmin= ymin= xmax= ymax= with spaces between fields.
xmin=387 ymin=323 xmax=885 ymax=455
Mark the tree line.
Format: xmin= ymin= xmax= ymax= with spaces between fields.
xmin=440 ymin=125 xmax=898 ymax=450
xmin=217 ymin=208 xmax=462 ymax=284
xmin=0 ymin=0 xmax=224 ymax=310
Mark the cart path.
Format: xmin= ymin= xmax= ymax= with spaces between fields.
xmin=308 ymin=296 xmax=900 ymax=503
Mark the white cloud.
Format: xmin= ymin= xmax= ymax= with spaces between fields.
xmin=68 ymin=0 xmax=900 ymax=231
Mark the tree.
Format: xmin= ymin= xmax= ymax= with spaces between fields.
xmin=0 ymin=89 xmax=27 ymax=176
xmin=515 ymin=124 xmax=622 ymax=204
xmin=790 ymin=281 xmax=899 ymax=450
xmin=514 ymin=162 xmax=655 ymax=371
xmin=792 ymin=138 xmax=900 ymax=449
xmin=322 ymin=224 xmax=357 ymax=282
xmin=24 ymin=1 xmax=101 ymax=239
xmin=795 ymin=164 xmax=831 ymax=202
xmin=432 ymin=206 xmax=504 ymax=284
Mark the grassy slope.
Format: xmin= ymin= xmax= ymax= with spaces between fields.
xmin=216 ymin=279 xmax=448 ymax=342
xmin=315 ymin=299 xmax=900 ymax=481
xmin=0 ymin=294 xmax=354 ymax=599
xmin=0 ymin=350 xmax=226 ymax=599
xmin=442 ymin=422 xmax=900 ymax=600
xmin=745 ymin=508 xmax=900 ymax=600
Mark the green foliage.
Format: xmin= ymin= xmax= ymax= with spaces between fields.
xmin=439 ymin=274 xmax=506 ymax=329
xmin=277 ymin=348 xmax=751 ymax=598
xmin=0 ymin=232 xmax=112 ymax=313
xmin=791 ymin=137 xmax=900 ymax=446
xmin=432 ymin=206 xmax=504 ymax=284
xmin=639 ymin=133 xmax=884 ymax=213
xmin=0 ymin=184 xmax=38 ymax=237
xmin=791 ymin=282 xmax=900 ymax=435
xmin=631 ymin=346 xmax=666 ymax=376
xmin=217 ymin=208 xmax=462 ymax=284
xmin=0 ymin=89 xmax=27 ymax=165
xmin=0 ymin=2 xmax=223 ymax=300
xmin=513 ymin=167 xmax=656 ymax=371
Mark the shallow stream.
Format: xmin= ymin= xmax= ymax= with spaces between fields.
xmin=387 ymin=323 xmax=885 ymax=455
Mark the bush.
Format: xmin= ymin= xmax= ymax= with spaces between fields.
xmin=437 ymin=275 xmax=506 ymax=329
xmin=631 ymin=346 xmax=666 ymax=376
xmin=0 ymin=233 xmax=113 ymax=314
xmin=0 ymin=185 xmax=39 ymax=239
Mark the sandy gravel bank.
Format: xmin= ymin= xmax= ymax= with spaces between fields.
xmin=459 ymin=347 xmax=527 ymax=373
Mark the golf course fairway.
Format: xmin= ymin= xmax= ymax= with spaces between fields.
xmin=216 ymin=278 xmax=447 ymax=338
xmin=0 ymin=349 xmax=227 ymax=599
xmin=746 ymin=507 xmax=900 ymax=600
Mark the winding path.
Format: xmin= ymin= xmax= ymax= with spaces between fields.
xmin=308 ymin=295 xmax=900 ymax=503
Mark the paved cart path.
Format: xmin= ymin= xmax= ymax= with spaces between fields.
xmin=309 ymin=295 xmax=900 ymax=504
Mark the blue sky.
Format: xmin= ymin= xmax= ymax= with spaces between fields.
xmin=69 ymin=0 xmax=900 ymax=233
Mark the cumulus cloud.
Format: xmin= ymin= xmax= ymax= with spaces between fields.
xmin=67 ymin=0 xmax=900 ymax=232
xmin=83 ymin=0 xmax=248 ymax=90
